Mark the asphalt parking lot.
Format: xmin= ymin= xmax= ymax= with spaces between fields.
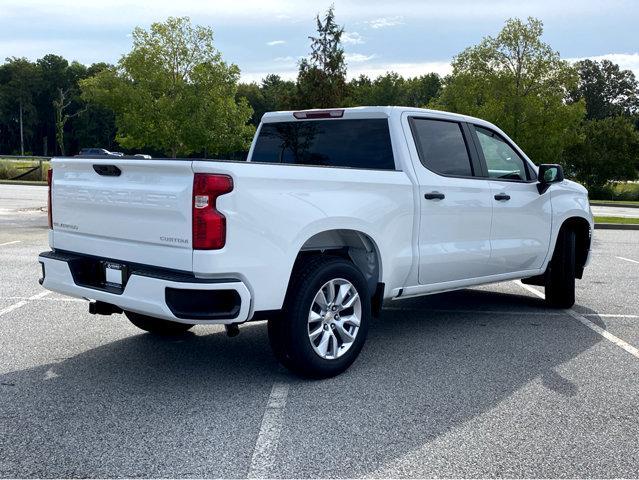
xmin=1 ymin=184 xmax=638 ymax=478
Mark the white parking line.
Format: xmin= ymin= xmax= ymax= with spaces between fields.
xmin=28 ymin=291 xmax=51 ymax=300
xmin=247 ymin=382 xmax=290 ymax=479
xmin=0 ymin=301 xmax=28 ymax=317
xmin=386 ymin=307 xmax=564 ymax=316
xmin=0 ymin=290 xmax=51 ymax=317
xmin=616 ymin=256 xmax=639 ymax=265
xmin=564 ymin=309 xmax=639 ymax=358
xmin=385 ymin=307 xmax=639 ymax=319
xmin=514 ymin=281 xmax=639 ymax=359
xmin=0 ymin=240 xmax=21 ymax=246
xmin=0 ymin=296 xmax=84 ymax=303
xmin=512 ymin=280 xmax=547 ymax=300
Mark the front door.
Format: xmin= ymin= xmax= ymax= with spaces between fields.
xmin=472 ymin=125 xmax=552 ymax=274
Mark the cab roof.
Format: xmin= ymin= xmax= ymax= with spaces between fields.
xmin=261 ymin=106 xmax=493 ymax=128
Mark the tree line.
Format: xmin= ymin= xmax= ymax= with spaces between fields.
xmin=1 ymin=8 xmax=638 ymax=194
xmin=0 ymin=57 xmax=116 ymax=156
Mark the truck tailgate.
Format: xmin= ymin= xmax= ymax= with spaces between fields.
xmin=50 ymin=157 xmax=194 ymax=271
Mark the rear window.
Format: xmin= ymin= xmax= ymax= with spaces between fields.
xmin=251 ymin=119 xmax=395 ymax=170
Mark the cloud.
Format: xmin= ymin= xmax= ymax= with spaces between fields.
xmin=345 ymin=53 xmax=377 ymax=63
xmin=365 ymin=16 xmax=404 ymax=29
xmin=240 ymin=60 xmax=452 ymax=83
xmin=274 ymin=56 xmax=295 ymax=63
xmin=240 ymin=52 xmax=639 ymax=84
xmin=3 ymin=1 xmax=637 ymax=86
xmin=342 ymin=31 xmax=365 ymax=45
xmin=567 ymin=53 xmax=639 ymax=76
xmin=0 ymin=1 xmax=628 ymax=31
xmin=349 ymin=61 xmax=453 ymax=78
xmin=266 ymin=40 xmax=286 ymax=46
xmin=0 ymin=37 xmax=127 ymax=65
xmin=346 ymin=54 xmax=639 ymax=80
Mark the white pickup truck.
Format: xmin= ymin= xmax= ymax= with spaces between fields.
xmin=39 ymin=107 xmax=593 ymax=377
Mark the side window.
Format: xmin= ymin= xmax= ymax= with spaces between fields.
xmin=475 ymin=127 xmax=528 ymax=181
xmin=410 ymin=118 xmax=474 ymax=177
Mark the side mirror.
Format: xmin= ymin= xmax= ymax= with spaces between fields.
xmin=537 ymin=164 xmax=564 ymax=194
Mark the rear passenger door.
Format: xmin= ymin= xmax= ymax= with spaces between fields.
xmin=407 ymin=116 xmax=494 ymax=285
xmin=470 ymin=125 xmax=552 ymax=274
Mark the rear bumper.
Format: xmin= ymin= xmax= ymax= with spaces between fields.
xmin=38 ymin=250 xmax=251 ymax=325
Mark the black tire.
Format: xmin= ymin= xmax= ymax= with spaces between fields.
xmin=268 ymin=255 xmax=371 ymax=379
xmin=545 ymin=228 xmax=576 ymax=308
xmin=125 ymin=311 xmax=194 ymax=335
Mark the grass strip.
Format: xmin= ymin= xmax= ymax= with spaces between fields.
xmin=594 ymin=216 xmax=639 ymax=225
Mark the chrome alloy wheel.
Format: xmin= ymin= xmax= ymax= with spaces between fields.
xmin=308 ymin=278 xmax=362 ymax=360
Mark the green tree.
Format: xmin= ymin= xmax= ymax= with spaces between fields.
xmin=569 ymin=59 xmax=639 ymax=120
xmin=0 ymin=57 xmax=40 ymax=155
xmin=0 ymin=55 xmax=100 ymax=156
xmin=563 ymin=116 xmax=639 ymax=194
xmin=296 ymin=5 xmax=347 ymax=109
xmin=367 ymin=72 xmax=406 ymax=105
xmin=52 ymin=86 xmax=86 ymax=155
xmin=72 ymin=63 xmax=118 ymax=151
xmin=236 ymin=82 xmax=265 ymax=126
xmin=347 ymin=74 xmax=373 ymax=106
xmin=36 ymin=55 xmax=83 ymax=155
xmin=237 ymin=74 xmax=296 ymax=126
xmin=348 ymin=72 xmax=441 ymax=107
xmin=81 ymin=17 xmax=254 ymax=158
xmin=432 ymin=17 xmax=584 ymax=164
xmin=404 ymin=73 xmax=442 ymax=107
xmin=262 ymin=74 xmax=296 ymax=112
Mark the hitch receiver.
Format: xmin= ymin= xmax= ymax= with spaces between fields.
xmin=89 ymin=301 xmax=123 ymax=316
xmin=225 ymin=323 xmax=240 ymax=337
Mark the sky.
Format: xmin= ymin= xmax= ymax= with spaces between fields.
xmin=1 ymin=0 xmax=638 ymax=82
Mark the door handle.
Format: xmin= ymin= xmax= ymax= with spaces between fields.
xmin=424 ymin=192 xmax=445 ymax=200
xmin=494 ymin=193 xmax=511 ymax=201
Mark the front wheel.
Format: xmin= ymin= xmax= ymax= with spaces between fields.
xmin=545 ymin=228 xmax=576 ymax=308
xmin=125 ymin=311 xmax=194 ymax=335
xmin=268 ymin=256 xmax=371 ymax=378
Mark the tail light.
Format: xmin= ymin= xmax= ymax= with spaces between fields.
xmin=192 ymin=173 xmax=233 ymax=250
xmin=47 ymin=168 xmax=53 ymax=229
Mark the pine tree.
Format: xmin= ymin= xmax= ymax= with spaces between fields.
xmin=296 ymin=5 xmax=347 ymax=109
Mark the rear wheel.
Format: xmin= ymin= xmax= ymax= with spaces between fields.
xmin=545 ymin=228 xmax=576 ymax=308
xmin=268 ymin=256 xmax=371 ymax=378
xmin=125 ymin=311 xmax=193 ymax=335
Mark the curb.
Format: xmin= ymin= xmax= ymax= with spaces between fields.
xmin=590 ymin=202 xmax=639 ymax=209
xmin=594 ymin=223 xmax=639 ymax=230
xmin=0 ymin=180 xmax=47 ymax=186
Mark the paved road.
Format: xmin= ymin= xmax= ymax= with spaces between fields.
xmin=0 ymin=184 xmax=48 ymax=232
xmin=1 ymin=185 xmax=638 ymax=478
xmin=591 ymin=205 xmax=639 ymax=218
xmin=0 ymin=184 xmax=47 ymax=211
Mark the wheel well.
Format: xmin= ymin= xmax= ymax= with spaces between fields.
xmin=560 ymin=217 xmax=591 ymax=279
xmin=294 ymin=229 xmax=382 ymax=302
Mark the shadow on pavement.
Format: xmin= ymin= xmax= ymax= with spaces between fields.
xmin=275 ymin=288 xmax=606 ymax=478
xmin=0 ymin=323 xmax=280 ymax=478
xmin=0 ymin=288 xmax=604 ymax=478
